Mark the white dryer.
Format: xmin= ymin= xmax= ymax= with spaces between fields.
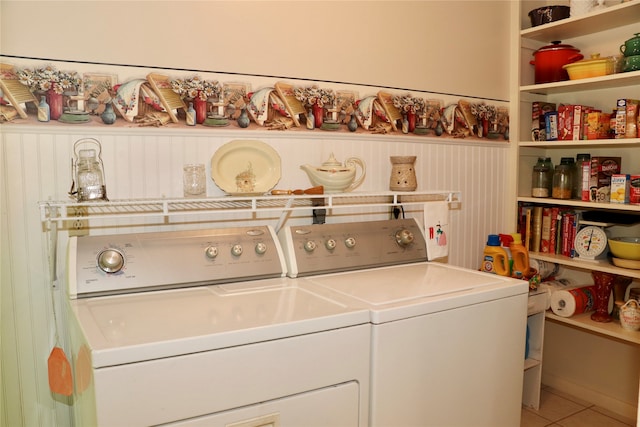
xmin=280 ymin=218 xmax=529 ymax=427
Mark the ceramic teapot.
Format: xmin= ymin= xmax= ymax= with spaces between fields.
xmin=300 ymin=153 xmax=366 ymax=193
xmin=619 ymin=299 xmax=640 ymax=331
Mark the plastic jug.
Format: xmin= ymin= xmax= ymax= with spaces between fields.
xmin=481 ymin=234 xmax=510 ymax=276
xmin=510 ymin=233 xmax=530 ymax=278
xmin=499 ymin=234 xmax=514 ymax=277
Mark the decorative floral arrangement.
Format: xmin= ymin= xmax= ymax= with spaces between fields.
xmin=294 ymin=86 xmax=335 ymax=107
xmin=392 ymin=94 xmax=426 ymax=114
xmin=471 ymin=102 xmax=497 ymax=122
xmin=16 ymin=66 xmax=81 ymax=94
xmin=170 ymin=76 xmax=221 ymax=101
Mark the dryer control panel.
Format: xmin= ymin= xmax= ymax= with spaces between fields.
xmin=279 ymin=218 xmax=427 ymax=277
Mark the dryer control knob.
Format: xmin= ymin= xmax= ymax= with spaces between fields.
xmin=97 ymin=248 xmax=125 ymax=273
xmin=325 ymin=238 xmax=337 ymax=250
xmin=304 ymin=240 xmax=317 ymax=252
xmin=255 ymin=242 xmax=267 ymax=254
xmin=231 ymin=244 xmax=243 ymax=257
xmin=395 ymin=229 xmax=414 ymax=246
xmin=344 ymin=237 xmax=356 ymax=248
xmin=205 ymin=246 xmax=218 ymax=259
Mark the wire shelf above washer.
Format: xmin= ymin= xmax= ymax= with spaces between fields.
xmin=38 ymin=191 xmax=461 ymax=223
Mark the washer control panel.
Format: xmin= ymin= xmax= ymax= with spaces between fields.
xmin=69 ymin=226 xmax=286 ymax=298
xmin=278 ymin=218 xmax=427 ymax=277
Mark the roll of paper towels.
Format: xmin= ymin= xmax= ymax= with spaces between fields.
xmin=550 ymin=286 xmax=597 ymax=317
xmin=538 ymin=278 xmax=579 ymax=310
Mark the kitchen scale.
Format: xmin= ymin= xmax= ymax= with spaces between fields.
xmin=573 ymin=220 xmax=611 ymax=261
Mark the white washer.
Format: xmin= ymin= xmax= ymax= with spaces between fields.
xmin=66 ymin=225 xmax=370 ymax=426
xmin=280 ymin=219 xmax=529 ymax=427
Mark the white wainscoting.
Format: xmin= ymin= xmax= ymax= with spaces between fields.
xmin=1 ymin=125 xmax=510 ymax=426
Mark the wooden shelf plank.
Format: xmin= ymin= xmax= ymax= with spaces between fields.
xmin=546 ymin=311 xmax=640 ymax=345
xmin=529 ymin=252 xmax=640 ymax=280
xmin=520 ymin=1 xmax=640 ymax=41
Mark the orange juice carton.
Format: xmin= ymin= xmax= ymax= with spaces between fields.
xmin=610 ymin=174 xmax=630 ymax=204
xmin=589 ymin=157 xmax=621 ymax=202
xmin=630 ymin=176 xmax=640 ymax=205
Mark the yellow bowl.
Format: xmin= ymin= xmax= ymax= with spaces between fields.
xmin=609 ymin=237 xmax=640 ymax=260
xmin=562 ymin=54 xmax=614 ymax=80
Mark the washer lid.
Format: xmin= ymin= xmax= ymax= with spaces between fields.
xmin=301 ymin=262 xmax=528 ymax=323
xmin=70 ymin=278 xmax=369 ymax=368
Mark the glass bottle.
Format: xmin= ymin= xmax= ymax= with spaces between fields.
xmin=573 ymin=153 xmax=590 ymax=199
xmin=401 ymin=114 xmax=409 ymax=134
xmin=531 ymin=157 xmax=550 ymax=197
xmin=306 ymin=108 xmax=315 ymax=130
xmin=37 ymin=95 xmax=50 ymax=122
xmin=552 ymin=157 xmax=574 ymax=199
xmin=186 ymin=102 xmax=196 ymax=126
xmin=348 ymin=114 xmax=358 ymax=132
xmin=101 ymin=102 xmax=116 ymax=125
xmin=237 ymin=107 xmax=250 ymax=128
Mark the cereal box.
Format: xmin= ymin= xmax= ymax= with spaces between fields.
xmin=630 ymin=175 xmax=640 ymax=205
xmin=615 ymin=109 xmax=626 ymax=138
xmin=589 ymin=157 xmax=621 ymax=202
xmin=531 ymin=101 xmax=556 ymax=141
xmin=557 ymin=104 xmax=591 ymax=140
xmin=626 ymin=100 xmax=639 ymax=138
xmin=586 ymin=111 xmax=611 ymax=140
xmin=610 ymin=174 xmax=630 ymax=204
xmin=616 ymin=99 xmax=640 ymax=138
xmin=545 ymin=111 xmax=558 ymax=141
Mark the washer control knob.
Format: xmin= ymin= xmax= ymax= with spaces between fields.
xmin=97 ymin=248 xmax=125 ymax=273
xmin=205 ymin=246 xmax=219 ymax=259
xmin=395 ymin=229 xmax=414 ymax=246
xmin=325 ymin=238 xmax=337 ymax=250
xmin=344 ymin=237 xmax=356 ymax=248
xmin=304 ymin=240 xmax=317 ymax=252
xmin=231 ymin=244 xmax=243 ymax=257
xmin=255 ymin=242 xmax=267 ymax=255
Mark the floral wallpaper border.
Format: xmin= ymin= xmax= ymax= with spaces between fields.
xmin=0 ymin=58 xmax=509 ymax=141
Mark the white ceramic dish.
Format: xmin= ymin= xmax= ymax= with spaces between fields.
xmin=210 ymin=140 xmax=281 ymax=196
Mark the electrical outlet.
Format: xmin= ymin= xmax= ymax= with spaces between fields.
xmin=66 ymin=206 xmax=89 ymax=236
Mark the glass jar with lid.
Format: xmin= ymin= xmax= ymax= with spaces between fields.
xmin=531 ymin=157 xmax=554 ymax=198
xmin=532 ymin=158 xmax=549 ymax=197
xmin=552 ymin=157 xmax=574 ymax=199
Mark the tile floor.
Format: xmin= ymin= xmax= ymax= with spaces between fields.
xmin=521 ymin=386 xmax=637 ymax=427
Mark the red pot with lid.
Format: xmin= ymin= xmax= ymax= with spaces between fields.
xmin=530 ymin=41 xmax=583 ymax=84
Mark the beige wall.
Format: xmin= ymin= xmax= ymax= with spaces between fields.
xmin=1 ymin=1 xmax=510 ymax=101
xmin=0 ymin=2 xmax=511 ymax=426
